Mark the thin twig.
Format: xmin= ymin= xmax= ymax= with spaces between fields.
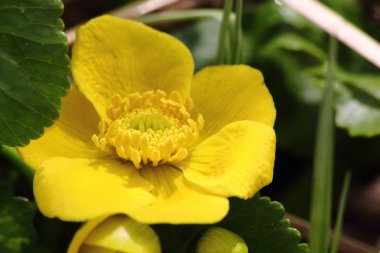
xmin=280 ymin=0 xmax=380 ymax=68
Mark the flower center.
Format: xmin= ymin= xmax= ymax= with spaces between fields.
xmin=92 ymin=90 xmax=204 ymax=169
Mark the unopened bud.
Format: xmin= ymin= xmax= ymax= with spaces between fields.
xmin=196 ymin=227 xmax=248 ymax=253
xmin=68 ymin=215 xmax=161 ymax=253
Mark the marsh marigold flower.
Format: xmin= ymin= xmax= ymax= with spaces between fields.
xmin=19 ymin=15 xmax=276 ymax=223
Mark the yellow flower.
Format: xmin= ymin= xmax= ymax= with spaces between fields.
xmin=19 ymin=15 xmax=276 ymax=224
xmin=68 ymin=215 xmax=161 ymax=253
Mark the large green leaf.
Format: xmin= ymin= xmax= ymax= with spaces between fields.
xmin=0 ymin=0 xmax=70 ymax=147
xmin=220 ymin=196 xmax=309 ymax=253
xmin=284 ymin=64 xmax=380 ymax=137
xmin=332 ymin=69 xmax=380 ymax=137
xmin=335 ymin=80 xmax=380 ymax=137
xmin=153 ymin=195 xmax=309 ymax=253
xmin=0 ymin=186 xmax=36 ymax=252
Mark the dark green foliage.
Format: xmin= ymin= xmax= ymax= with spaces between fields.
xmin=221 ymin=196 xmax=309 ymax=253
xmin=0 ymin=186 xmax=36 ymax=253
xmin=244 ymin=1 xmax=380 ymax=137
xmin=153 ymin=195 xmax=309 ymax=253
xmin=0 ymin=0 xmax=70 ymax=147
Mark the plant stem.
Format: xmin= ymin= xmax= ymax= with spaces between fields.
xmin=330 ymin=171 xmax=351 ymax=253
xmin=309 ymin=36 xmax=337 ymax=253
xmin=217 ymin=0 xmax=234 ymax=64
xmin=233 ymin=0 xmax=243 ymax=64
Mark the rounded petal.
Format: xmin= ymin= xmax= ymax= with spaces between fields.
xmin=191 ymin=65 xmax=276 ymax=140
xmin=18 ymin=87 xmax=102 ymax=169
xmin=34 ymin=157 xmax=154 ymax=221
xmin=128 ymin=166 xmax=229 ymax=224
xmin=72 ymin=15 xmax=194 ymax=117
xmin=179 ymin=120 xmax=276 ymax=199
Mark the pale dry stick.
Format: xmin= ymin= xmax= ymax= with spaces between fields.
xmin=65 ymin=0 xmax=180 ymax=45
xmin=284 ymin=213 xmax=376 ymax=253
xmin=280 ymin=0 xmax=380 ymax=68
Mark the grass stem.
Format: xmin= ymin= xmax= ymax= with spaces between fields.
xmin=309 ymin=36 xmax=337 ymax=253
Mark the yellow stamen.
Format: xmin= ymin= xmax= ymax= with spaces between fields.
xmin=92 ymin=90 xmax=204 ymax=169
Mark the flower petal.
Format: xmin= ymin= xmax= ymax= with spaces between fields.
xmin=72 ymin=15 xmax=194 ymax=117
xmin=34 ymin=157 xmax=154 ymax=221
xmin=18 ymin=87 xmax=102 ymax=169
xmin=191 ymin=65 xmax=276 ymax=140
xmin=179 ymin=120 xmax=276 ymax=199
xmin=128 ymin=166 xmax=229 ymax=224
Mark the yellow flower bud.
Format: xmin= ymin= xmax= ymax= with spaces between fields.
xmin=67 ymin=215 xmax=161 ymax=253
xmin=196 ymin=227 xmax=248 ymax=253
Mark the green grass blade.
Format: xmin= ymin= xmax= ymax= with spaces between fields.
xmin=309 ymin=36 xmax=337 ymax=253
xmin=330 ymin=171 xmax=352 ymax=253
xmin=217 ymin=0 xmax=234 ymax=64
xmin=233 ymin=0 xmax=243 ymax=64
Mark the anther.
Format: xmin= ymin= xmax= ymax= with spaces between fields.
xmin=91 ymin=90 xmax=203 ymax=168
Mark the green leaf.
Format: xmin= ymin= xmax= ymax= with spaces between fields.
xmin=0 ymin=0 xmax=70 ymax=147
xmin=0 ymin=186 xmax=36 ymax=252
xmin=220 ymin=196 xmax=309 ymax=253
xmin=337 ymin=70 xmax=380 ymax=101
xmin=153 ymin=195 xmax=309 ymax=253
xmin=261 ymin=33 xmax=327 ymax=63
xmin=335 ymin=81 xmax=380 ymax=137
xmin=329 ymin=68 xmax=380 ymax=137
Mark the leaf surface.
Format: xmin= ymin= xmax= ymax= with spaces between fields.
xmin=153 ymin=195 xmax=309 ymax=253
xmin=0 ymin=0 xmax=70 ymax=146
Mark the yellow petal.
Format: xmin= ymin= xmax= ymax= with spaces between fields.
xmin=72 ymin=15 xmax=194 ymax=117
xmin=179 ymin=120 xmax=276 ymax=199
xmin=128 ymin=166 xmax=229 ymax=224
xmin=18 ymin=87 xmax=102 ymax=169
xmin=191 ymin=65 xmax=276 ymax=140
xmin=34 ymin=157 xmax=154 ymax=221
xmin=84 ymin=215 xmax=161 ymax=253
